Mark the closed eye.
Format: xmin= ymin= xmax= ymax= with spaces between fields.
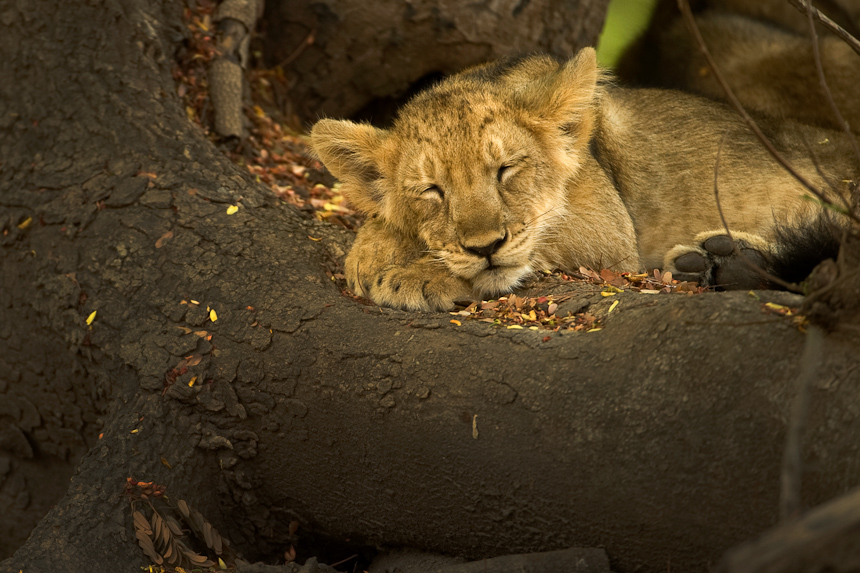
xmin=421 ymin=185 xmax=444 ymax=200
xmin=498 ymin=158 xmax=527 ymax=183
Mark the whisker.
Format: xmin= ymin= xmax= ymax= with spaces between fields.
xmin=523 ymin=206 xmax=558 ymax=228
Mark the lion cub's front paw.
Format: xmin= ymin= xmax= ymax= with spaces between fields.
xmin=351 ymin=263 xmax=473 ymax=312
xmin=664 ymin=231 xmax=774 ymax=289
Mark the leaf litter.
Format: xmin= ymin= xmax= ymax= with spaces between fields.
xmin=127 ymin=478 xmax=236 ymax=571
xmin=175 ymin=1 xmax=718 ymax=321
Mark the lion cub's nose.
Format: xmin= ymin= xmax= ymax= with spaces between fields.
xmin=464 ymin=236 xmax=507 ymax=259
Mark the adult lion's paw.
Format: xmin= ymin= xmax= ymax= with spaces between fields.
xmin=351 ymin=262 xmax=473 ymax=312
xmin=664 ymin=231 xmax=774 ymax=289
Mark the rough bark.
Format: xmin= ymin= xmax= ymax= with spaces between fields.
xmin=261 ymin=0 xmax=611 ymax=125
xmin=1 ymin=1 xmax=860 ymax=573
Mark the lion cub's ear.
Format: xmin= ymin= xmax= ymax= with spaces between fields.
xmin=517 ymin=47 xmax=599 ymax=146
xmin=310 ymin=119 xmax=388 ymax=216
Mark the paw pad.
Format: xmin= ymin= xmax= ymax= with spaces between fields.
xmin=669 ymin=233 xmax=771 ymax=289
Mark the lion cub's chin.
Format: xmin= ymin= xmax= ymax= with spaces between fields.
xmin=470 ymin=264 xmax=532 ymax=299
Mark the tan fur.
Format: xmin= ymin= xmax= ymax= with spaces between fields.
xmin=311 ymin=48 xmax=856 ymax=311
xmin=617 ymin=0 xmax=860 ymax=130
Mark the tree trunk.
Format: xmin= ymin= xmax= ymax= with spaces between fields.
xmin=261 ymin=0 xmax=611 ymax=125
xmin=1 ymin=1 xmax=860 ymax=573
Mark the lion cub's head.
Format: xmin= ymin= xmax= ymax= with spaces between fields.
xmin=311 ymin=48 xmax=600 ymax=296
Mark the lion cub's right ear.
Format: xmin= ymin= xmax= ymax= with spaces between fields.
xmin=310 ymin=119 xmax=388 ymax=216
xmin=516 ymin=48 xmax=599 ymax=150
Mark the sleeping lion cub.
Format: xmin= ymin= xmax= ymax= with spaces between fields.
xmin=311 ymin=48 xmax=856 ymax=311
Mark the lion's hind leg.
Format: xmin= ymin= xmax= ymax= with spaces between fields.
xmin=664 ymin=220 xmax=842 ymax=290
xmin=664 ymin=231 xmax=777 ymax=290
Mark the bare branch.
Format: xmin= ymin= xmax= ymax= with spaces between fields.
xmin=786 ymin=0 xmax=860 ymax=58
xmin=677 ymin=0 xmax=860 ymax=225
xmin=780 ymin=325 xmax=822 ymax=521
xmin=800 ymin=0 xmax=860 ymax=202
xmin=713 ymin=136 xmax=803 ymax=293
xmin=719 ymin=463 xmax=860 ymax=573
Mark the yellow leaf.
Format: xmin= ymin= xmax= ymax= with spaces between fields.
xmin=527 ymin=310 xmax=537 ymax=321
xmin=308 ymin=236 xmax=322 ymax=241
xmin=17 ymin=217 xmax=32 ymax=230
xmin=219 ymin=558 xmax=227 ymax=570
xmin=210 ymin=309 xmax=218 ymax=322
xmin=507 ymin=325 xmax=523 ymax=330
xmin=529 ymin=326 xmax=539 ymax=330
xmin=86 ymin=311 xmax=97 ymax=325
xmin=131 ymin=428 xmax=139 ymax=434
xmin=608 ymin=300 xmax=619 ymax=314
xmin=600 ymin=291 xmax=616 ymax=297
xmin=190 ymin=299 xmax=199 ymax=305
xmin=450 ymin=319 xmax=461 ymax=326
xmin=587 ymin=327 xmax=603 ymax=332
xmin=226 ymin=205 xmax=239 ymax=215
xmin=188 ymin=376 xmax=198 ymax=387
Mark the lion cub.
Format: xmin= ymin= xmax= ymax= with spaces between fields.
xmin=311 ymin=48 xmax=856 ymax=311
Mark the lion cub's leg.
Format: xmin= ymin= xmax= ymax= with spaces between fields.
xmin=663 ymin=231 xmax=775 ymax=289
xmin=346 ymin=217 xmax=472 ymax=312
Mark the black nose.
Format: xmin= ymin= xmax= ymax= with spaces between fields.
xmin=465 ymin=236 xmax=506 ymax=259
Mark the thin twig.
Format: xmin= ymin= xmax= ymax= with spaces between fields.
xmin=786 ymin=0 xmax=860 ymax=58
xmin=277 ymin=29 xmax=315 ymax=68
xmin=677 ymin=0 xmax=860 ymax=225
xmin=800 ymin=0 xmax=860 ymax=201
xmin=718 ymin=480 xmax=860 ymax=573
xmin=713 ymin=136 xmax=803 ymax=292
xmin=780 ymin=325 xmax=822 ymax=521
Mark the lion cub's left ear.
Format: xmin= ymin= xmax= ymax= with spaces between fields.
xmin=310 ymin=119 xmax=388 ymax=216
xmin=518 ymin=47 xmax=599 ymax=146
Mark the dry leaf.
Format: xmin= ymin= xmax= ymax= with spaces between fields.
xmin=155 ymin=231 xmax=174 ymax=248
xmin=135 ymin=528 xmax=163 ymax=564
xmin=133 ymin=510 xmax=152 ymax=534
xmin=166 ymin=515 xmax=185 ymax=535
xmin=176 ymin=500 xmax=190 ymax=519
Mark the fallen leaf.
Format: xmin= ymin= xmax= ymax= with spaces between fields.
xmin=226 ymin=205 xmax=239 ymax=215
xmin=209 ymin=309 xmax=218 ymax=322
xmin=86 ymin=310 xmax=97 ymax=325
xmin=450 ymin=319 xmax=461 ymax=326
xmin=155 ymin=231 xmax=174 ymax=248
